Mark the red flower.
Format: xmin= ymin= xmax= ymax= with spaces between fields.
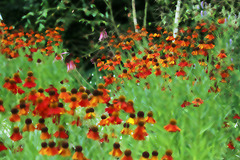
xmin=161 ymin=150 xmax=173 ymax=160
xmin=10 ymin=127 xmax=23 ymax=141
xmin=108 ymin=112 xmax=122 ymax=125
xmin=0 ymin=142 xmax=7 ymax=152
xmin=233 ymin=114 xmax=240 ymax=119
xmin=53 ymin=125 xmax=68 ymax=139
xmin=181 ymin=100 xmax=191 ymax=108
xmin=164 ymin=119 xmax=181 ymax=132
xmin=87 ymin=126 xmax=100 ymax=140
xmin=132 ymin=121 xmax=148 ymax=140
xmin=0 ymin=99 xmax=5 ymax=112
xmin=227 ymin=141 xmax=235 ymax=150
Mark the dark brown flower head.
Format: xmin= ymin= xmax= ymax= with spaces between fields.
xmin=123 ymin=69 xmax=127 ymax=73
xmin=124 ymin=149 xmax=131 ymax=156
xmin=98 ymin=83 xmax=105 ymax=89
xmin=130 ymin=113 xmax=135 ymax=118
xmin=101 ymin=115 xmax=107 ymax=119
xmin=152 ymin=150 xmax=158 ymax=156
xmin=75 ymin=146 xmax=82 ymax=152
xmin=113 ymin=142 xmax=120 ymax=149
xmin=13 ymin=126 xmax=19 ymax=133
xmin=49 ymin=90 xmax=55 ymax=96
xmin=79 ymin=86 xmax=85 ymax=93
xmin=170 ymin=119 xmax=177 ymax=125
xmin=20 ymin=103 xmax=26 ymax=109
xmin=137 ymin=111 xmax=144 ymax=118
xmin=27 ymin=71 xmax=33 ymax=77
xmin=142 ymin=151 xmax=150 ymax=158
xmin=41 ymin=142 xmax=48 ymax=148
xmin=221 ymin=49 xmax=225 ymax=53
xmin=143 ymin=55 xmax=147 ymax=60
xmin=0 ymin=99 xmax=3 ymax=105
xmin=91 ymin=125 xmax=98 ymax=132
xmin=38 ymin=88 xmax=44 ymax=93
xmin=92 ymin=90 xmax=99 ymax=96
xmin=41 ymin=127 xmax=48 ymax=133
xmin=48 ymin=141 xmax=56 ymax=148
xmin=61 ymin=141 xmax=69 ymax=148
xmin=168 ymin=32 xmax=173 ymax=36
xmin=13 ymin=73 xmax=20 ymax=78
xmin=58 ymin=125 xmax=65 ymax=131
xmin=89 ymin=108 xmax=94 ymax=112
xmin=39 ymin=118 xmax=45 ymax=124
xmin=9 ymin=79 xmax=16 ymax=84
xmin=147 ymin=111 xmax=153 ymax=117
xmin=166 ymin=149 xmax=173 ymax=156
xmin=119 ymin=95 xmax=126 ymax=102
xmin=37 ymin=59 xmax=42 ymax=63
xmin=11 ymin=108 xmax=18 ymax=114
xmin=58 ymin=103 xmax=64 ymax=108
xmin=126 ymin=59 xmax=131 ymax=63
xmin=4 ymin=77 xmax=10 ymax=82
xmin=123 ymin=123 xmax=130 ymax=128
xmin=71 ymin=88 xmax=78 ymax=94
xmin=60 ymin=87 xmax=66 ymax=92
xmin=25 ymin=118 xmax=32 ymax=125
xmin=70 ymin=96 xmax=77 ymax=102
xmin=127 ymin=100 xmax=134 ymax=105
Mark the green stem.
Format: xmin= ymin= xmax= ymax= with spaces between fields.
xmin=143 ymin=0 xmax=148 ymax=28
xmin=75 ymin=70 xmax=95 ymax=89
xmin=132 ymin=0 xmax=138 ymax=32
xmin=104 ymin=0 xmax=120 ymax=37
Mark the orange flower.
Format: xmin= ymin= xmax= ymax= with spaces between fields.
xmin=59 ymin=141 xmax=71 ymax=157
xmin=59 ymin=87 xmax=70 ymax=100
xmin=46 ymin=141 xmax=59 ymax=156
xmin=84 ymin=108 xmax=95 ymax=119
xmin=217 ymin=49 xmax=227 ymax=59
xmin=132 ymin=121 xmax=148 ymax=140
xmin=145 ymin=111 xmax=156 ymax=124
xmin=98 ymin=115 xmax=109 ymax=126
xmin=140 ymin=151 xmax=150 ymax=160
xmin=53 ymin=125 xmax=69 ymax=139
xmin=192 ymin=98 xmax=204 ymax=107
xmin=121 ymin=123 xmax=132 ymax=135
xmin=218 ymin=18 xmax=225 ymax=24
xmin=72 ymin=146 xmax=89 ymax=160
xmin=40 ymin=127 xmax=51 ymax=140
xmin=39 ymin=142 xmax=48 ymax=155
xmin=22 ymin=118 xmax=35 ymax=132
xmin=108 ymin=111 xmax=122 ymax=125
xmin=150 ymin=151 xmax=159 ymax=160
xmin=87 ymin=126 xmax=100 ymax=140
xmin=10 ymin=127 xmax=23 ymax=141
xmin=109 ymin=142 xmax=123 ymax=157
xmin=79 ymin=93 xmax=90 ymax=107
xmin=164 ymin=119 xmax=181 ymax=132
xmin=161 ymin=150 xmax=173 ymax=160
xmin=121 ymin=149 xmax=133 ymax=160
xmin=166 ymin=32 xmax=174 ymax=41
xmin=124 ymin=100 xmax=135 ymax=113
xmin=22 ymin=71 xmax=37 ymax=88
xmin=36 ymin=118 xmax=46 ymax=130
xmin=9 ymin=108 xmax=20 ymax=122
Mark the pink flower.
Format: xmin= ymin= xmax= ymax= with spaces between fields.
xmin=66 ymin=60 xmax=76 ymax=72
xmin=53 ymin=52 xmax=68 ymax=62
xmin=99 ymin=30 xmax=108 ymax=41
